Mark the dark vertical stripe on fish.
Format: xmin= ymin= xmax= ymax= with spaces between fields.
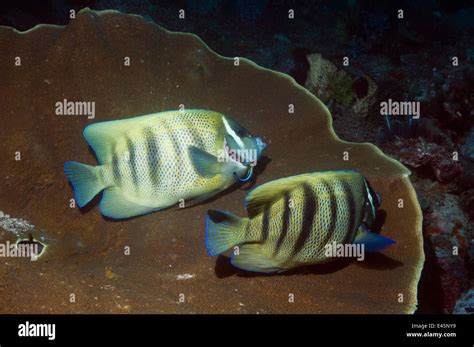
xmin=112 ymin=144 xmax=122 ymax=186
xmin=292 ymin=183 xmax=317 ymax=256
xmin=145 ymin=127 xmax=160 ymax=188
xmin=166 ymin=122 xmax=182 ymax=158
xmin=244 ymin=219 xmax=251 ymax=239
xmin=260 ymin=205 xmax=270 ymax=243
xmin=273 ymin=192 xmax=291 ymax=257
xmin=320 ymin=179 xmax=338 ymax=247
xmin=184 ymin=115 xmax=205 ymax=149
xmin=127 ymin=137 xmax=140 ymax=190
xmin=164 ymin=121 xmax=182 ymax=182
xmin=341 ymin=180 xmax=356 ymax=243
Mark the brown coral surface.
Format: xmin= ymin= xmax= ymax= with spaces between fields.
xmin=0 ymin=9 xmax=423 ymax=313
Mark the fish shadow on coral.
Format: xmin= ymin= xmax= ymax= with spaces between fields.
xmin=214 ymin=208 xmax=403 ymax=278
xmin=77 ymin=193 xmax=101 ymax=215
xmin=371 ymin=209 xmax=387 ymax=233
xmin=355 ymin=253 xmax=403 ymax=270
xmin=214 ymin=252 xmax=403 ymax=279
xmin=352 ymin=209 xmax=403 ymax=270
xmin=214 ymin=255 xmax=354 ymax=279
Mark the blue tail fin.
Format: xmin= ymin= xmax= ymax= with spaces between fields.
xmin=206 ymin=210 xmax=247 ymax=256
xmin=64 ymin=161 xmax=104 ymax=208
xmin=353 ymin=225 xmax=396 ymax=252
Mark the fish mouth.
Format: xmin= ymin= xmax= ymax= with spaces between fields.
xmin=223 ymin=138 xmax=255 ymax=182
xmin=233 ymin=166 xmax=254 ymax=182
xmin=256 ymin=137 xmax=267 ymax=152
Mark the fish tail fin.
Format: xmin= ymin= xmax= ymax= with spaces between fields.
xmin=353 ymin=224 xmax=396 ymax=252
xmin=64 ymin=161 xmax=105 ymax=208
xmin=206 ymin=210 xmax=248 ymax=256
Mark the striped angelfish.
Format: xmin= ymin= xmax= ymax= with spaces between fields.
xmin=64 ymin=109 xmax=267 ymax=219
xmin=205 ymin=171 xmax=394 ymax=273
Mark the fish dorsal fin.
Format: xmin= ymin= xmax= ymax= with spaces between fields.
xmin=82 ymin=110 xmax=220 ymax=164
xmin=83 ymin=113 xmax=160 ymax=164
xmin=245 ymin=171 xmax=358 ymax=217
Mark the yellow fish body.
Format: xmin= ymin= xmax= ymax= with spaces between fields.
xmin=64 ymin=110 xmax=266 ymax=219
xmin=206 ymin=171 xmax=394 ymax=273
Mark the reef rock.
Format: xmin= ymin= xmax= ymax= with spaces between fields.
xmin=461 ymin=127 xmax=474 ymax=162
xmin=0 ymin=9 xmax=423 ymax=313
xmin=384 ymin=137 xmax=462 ymax=183
xmin=305 ymin=53 xmax=377 ymax=117
xmin=453 ymin=289 xmax=474 ymax=314
xmin=423 ymin=192 xmax=473 ymax=312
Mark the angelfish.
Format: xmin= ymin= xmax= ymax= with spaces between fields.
xmin=205 ymin=171 xmax=394 ymax=273
xmin=64 ymin=109 xmax=267 ymax=219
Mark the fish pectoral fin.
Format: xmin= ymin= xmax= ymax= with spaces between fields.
xmin=188 ymin=146 xmax=222 ymax=178
xmin=100 ymin=187 xmax=155 ymax=219
xmin=353 ymin=225 xmax=396 ymax=253
xmin=231 ymin=244 xmax=282 ymax=273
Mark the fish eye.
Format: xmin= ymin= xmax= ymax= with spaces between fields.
xmin=237 ymin=129 xmax=247 ymax=137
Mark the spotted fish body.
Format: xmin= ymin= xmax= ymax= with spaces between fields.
xmin=97 ymin=111 xmax=234 ymax=207
xmin=64 ymin=110 xmax=266 ymax=219
xmin=244 ymin=172 xmax=366 ymax=266
xmin=206 ymin=171 xmax=394 ymax=273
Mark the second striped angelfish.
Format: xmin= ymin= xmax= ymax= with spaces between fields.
xmin=206 ymin=171 xmax=394 ymax=273
xmin=64 ymin=109 xmax=267 ymax=219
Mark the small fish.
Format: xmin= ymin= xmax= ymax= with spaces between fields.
xmin=64 ymin=109 xmax=267 ymax=219
xmin=206 ymin=171 xmax=394 ymax=273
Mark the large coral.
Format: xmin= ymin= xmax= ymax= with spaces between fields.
xmin=0 ymin=9 xmax=423 ymax=313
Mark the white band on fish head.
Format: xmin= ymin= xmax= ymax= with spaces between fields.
xmin=365 ymin=182 xmax=376 ymax=219
xmin=222 ymin=116 xmax=244 ymax=148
